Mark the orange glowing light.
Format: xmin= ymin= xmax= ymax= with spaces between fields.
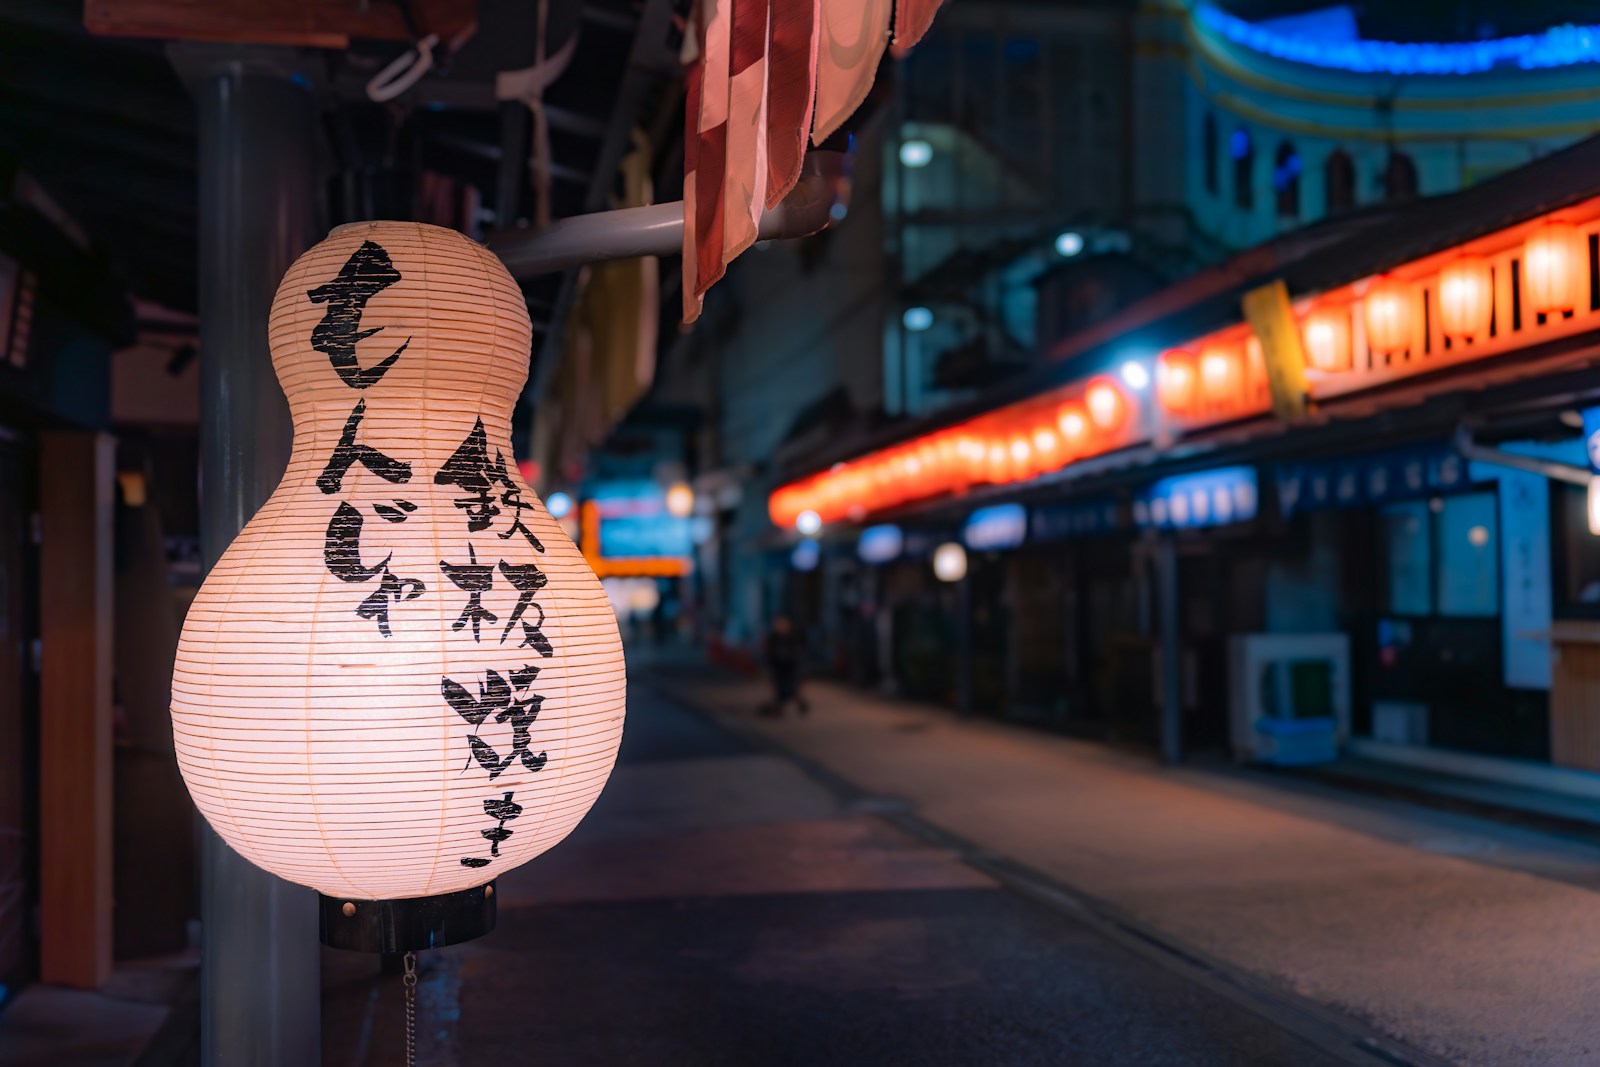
xmin=1084 ymin=377 xmax=1128 ymax=433
xmin=1524 ymin=219 xmax=1582 ymax=315
xmin=1363 ymin=277 xmax=1411 ymax=358
xmin=1056 ymin=403 xmax=1089 ymax=457
xmin=1198 ymin=342 xmax=1244 ymax=408
xmin=1156 ymin=350 xmax=1197 ymax=415
xmin=1438 ymin=254 xmax=1492 ymax=341
xmin=1302 ymin=305 xmax=1352 ymax=373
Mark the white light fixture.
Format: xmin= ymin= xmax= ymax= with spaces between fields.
xmin=796 ymin=509 xmax=822 ymax=536
xmin=899 ymin=139 xmax=933 ymax=168
xmin=1119 ymin=360 xmax=1151 ymax=391
xmin=903 ymin=306 xmax=934 ymax=332
xmin=664 ymin=482 xmax=694 ymax=518
xmin=1054 ymin=230 xmax=1085 ymax=258
xmin=932 ymin=542 xmax=968 ymax=583
xmin=545 ymin=491 xmax=573 ymax=519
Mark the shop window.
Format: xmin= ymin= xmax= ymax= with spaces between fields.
xmin=1273 ymin=142 xmax=1301 ymax=219
xmin=1231 ymin=128 xmax=1254 ymax=210
xmin=1325 ymin=149 xmax=1355 ymax=214
xmin=1384 ymin=151 xmax=1419 ymax=203
xmin=1380 ymin=492 xmax=1498 ymax=618
xmin=1203 ymin=113 xmax=1219 ymax=196
xmin=1382 ymin=501 xmax=1432 ymax=616
xmin=1554 ymin=483 xmax=1600 ymax=615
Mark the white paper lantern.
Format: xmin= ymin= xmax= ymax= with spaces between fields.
xmin=171 ymin=221 xmax=626 ymax=903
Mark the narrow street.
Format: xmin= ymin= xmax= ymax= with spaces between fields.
xmin=650 ymin=665 xmax=1600 ymax=1067
xmin=326 ymin=674 xmax=1363 ymax=1067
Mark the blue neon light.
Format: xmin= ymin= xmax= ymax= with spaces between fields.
xmin=857 ymin=524 xmax=905 ymax=564
xmin=1195 ymin=3 xmax=1600 ymax=75
xmin=964 ymin=504 xmax=1028 ymax=551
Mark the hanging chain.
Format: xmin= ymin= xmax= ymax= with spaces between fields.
xmin=402 ymin=951 xmax=419 ymax=1067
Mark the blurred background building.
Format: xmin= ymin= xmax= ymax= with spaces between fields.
xmin=9 ymin=0 xmax=1600 ymax=1052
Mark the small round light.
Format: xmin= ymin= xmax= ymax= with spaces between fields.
xmin=903 ymin=306 xmax=934 ymax=332
xmin=1054 ymin=231 xmax=1085 ymax=258
xmin=899 ymin=139 xmax=934 ymax=168
xmin=932 ymin=542 xmax=968 ymax=583
xmin=1119 ymin=360 xmax=1151 ymax=391
xmin=829 ymin=202 xmax=849 ymax=222
xmin=796 ymin=509 xmax=822 ymax=536
xmin=664 ymin=482 xmax=694 ymax=518
xmin=1468 ymin=525 xmax=1489 ymax=548
xmin=545 ymin=491 xmax=573 ymax=519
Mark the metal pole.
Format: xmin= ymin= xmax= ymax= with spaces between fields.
xmin=1158 ymin=536 xmax=1182 ymax=766
xmin=174 ymin=43 xmax=322 ymax=1067
xmin=487 ymin=150 xmax=846 ymax=280
xmin=956 ymin=575 xmax=973 ymax=719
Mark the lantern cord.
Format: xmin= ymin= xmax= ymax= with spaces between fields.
xmin=403 ymin=951 xmax=419 ymax=1067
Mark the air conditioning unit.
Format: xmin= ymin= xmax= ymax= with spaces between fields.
xmin=1227 ymin=633 xmax=1350 ymax=766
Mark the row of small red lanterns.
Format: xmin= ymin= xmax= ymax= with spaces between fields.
xmin=769 ymin=376 xmax=1133 ymax=528
xmin=771 ymin=218 xmax=1590 ymax=527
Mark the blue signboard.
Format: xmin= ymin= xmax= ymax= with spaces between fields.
xmin=588 ymin=479 xmax=693 ymax=560
xmin=599 ymin=515 xmax=693 ymax=559
xmin=857 ymin=524 xmax=904 ymax=564
xmin=1135 ymin=466 xmax=1258 ymax=530
xmin=964 ymin=504 xmax=1028 ymax=551
xmin=1274 ymin=444 xmax=1467 ymax=518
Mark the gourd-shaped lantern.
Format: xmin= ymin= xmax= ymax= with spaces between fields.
xmin=1438 ymin=254 xmax=1492 ymax=341
xmin=171 ymin=222 xmax=626 ymax=949
xmin=1524 ymin=219 xmax=1582 ymax=316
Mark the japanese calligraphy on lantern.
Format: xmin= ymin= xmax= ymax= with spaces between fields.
xmin=171 ymin=221 xmax=626 ymax=902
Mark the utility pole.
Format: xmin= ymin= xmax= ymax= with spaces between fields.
xmin=174 ymin=44 xmax=323 ymax=1067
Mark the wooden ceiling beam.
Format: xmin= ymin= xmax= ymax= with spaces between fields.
xmin=83 ymin=0 xmax=477 ymax=49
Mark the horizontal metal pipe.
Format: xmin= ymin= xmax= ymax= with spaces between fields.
xmin=1453 ymin=424 xmax=1591 ymax=487
xmin=488 ymin=150 xmax=846 ymax=279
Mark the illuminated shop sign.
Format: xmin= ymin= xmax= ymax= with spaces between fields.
xmin=964 ymin=504 xmax=1028 ymax=551
xmin=857 ymin=524 xmax=904 ymax=564
xmin=1135 ymin=467 xmax=1258 ymax=530
xmin=1275 ymin=446 xmax=1467 ymax=518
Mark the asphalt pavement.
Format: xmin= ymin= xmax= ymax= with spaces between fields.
xmin=323 ymin=677 xmax=1356 ymax=1067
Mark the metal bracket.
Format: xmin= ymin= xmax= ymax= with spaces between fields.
xmin=319 ymin=882 xmax=497 ymax=953
xmin=487 ymin=149 xmax=848 ymax=280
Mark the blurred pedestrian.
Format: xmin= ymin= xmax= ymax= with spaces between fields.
xmin=761 ymin=614 xmax=808 ymax=717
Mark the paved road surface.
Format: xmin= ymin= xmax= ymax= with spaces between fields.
xmin=324 ymin=682 xmax=1353 ymax=1066
xmin=654 ymin=667 xmax=1600 ymax=1067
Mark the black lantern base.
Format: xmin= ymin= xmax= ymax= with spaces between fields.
xmin=319 ymin=881 xmax=497 ymax=952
